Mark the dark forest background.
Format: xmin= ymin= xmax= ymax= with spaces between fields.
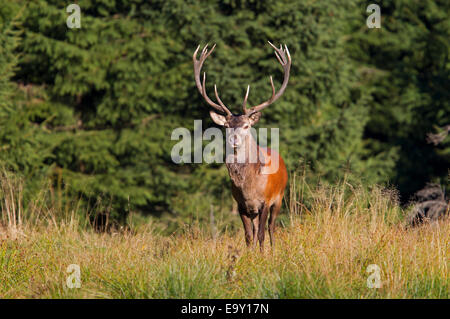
xmin=0 ymin=0 xmax=448 ymax=232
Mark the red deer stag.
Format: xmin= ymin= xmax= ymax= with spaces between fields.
xmin=193 ymin=42 xmax=290 ymax=251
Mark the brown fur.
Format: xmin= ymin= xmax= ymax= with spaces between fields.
xmin=221 ymin=117 xmax=288 ymax=251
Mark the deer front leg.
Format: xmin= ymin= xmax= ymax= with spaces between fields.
xmin=251 ymin=213 xmax=259 ymax=248
xmin=239 ymin=209 xmax=253 ymax=247
xmin=258 ymin=204 xmax=269 ymax=252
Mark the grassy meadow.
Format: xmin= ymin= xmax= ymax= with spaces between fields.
xmin=0 ymin=173 xmax=448 ymax=299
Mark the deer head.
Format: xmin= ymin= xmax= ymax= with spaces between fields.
xmin=193 ymin=42 xmax=291 ymax=149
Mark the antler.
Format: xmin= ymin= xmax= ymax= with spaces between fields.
xmin=243 ymin=41 xmax=291 ymax=115
xmin=193 ymin=44 xmax=232 ymax=116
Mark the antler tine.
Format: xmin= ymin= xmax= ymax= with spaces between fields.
xmin=267 ymin=41 xmax=277 ymax=50
xmin=269 ymin=75 xmax=275 ymax=98
xmin=285 ymin=44 xmax=291 ymax=62
xmin=214 ymin=84 xmax=232 ymax=116
xmin=193 ymin=44 xmax=232 ymax=116
xmin=242 ymin=85 xmax=250 ymax=114
xmin=244 ymin=42 xmax=292 ymax=115
xmin=200 ymin=43 xmax=216 ymax=61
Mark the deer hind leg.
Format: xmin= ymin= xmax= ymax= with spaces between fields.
xmin=238 ymin=206 xmax=252 ymax=247
xmin=268 ymin=198 xmax=282 ymax=248
xmin=258 ymin=204 xmax=270 ymax=252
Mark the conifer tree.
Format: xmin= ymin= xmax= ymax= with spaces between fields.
xmin=0 ymin=0 xmax=447 ymax=225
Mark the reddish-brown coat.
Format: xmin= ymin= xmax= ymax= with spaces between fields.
xmin=260 ymin=147 xmax=288 ymax=204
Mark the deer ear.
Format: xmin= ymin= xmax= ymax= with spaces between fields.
xmin=248 ymin=112 xmax=261 ymax=125
xmin=209 ymin=111 xmax=227 ymax=126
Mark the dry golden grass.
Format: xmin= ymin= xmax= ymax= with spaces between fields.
xmin=0 ymin=173 xmax=448 ymax=298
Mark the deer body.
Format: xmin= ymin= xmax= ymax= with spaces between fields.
xmin=227 ymin=133 xmax=288 ymax=245
xmin=226 ymin=141 xmax=287 ymax=213
xmin=229 ymin=144 xmax=287 ymax=248
xmin=193 ymin=42 xmax=291 ymax=250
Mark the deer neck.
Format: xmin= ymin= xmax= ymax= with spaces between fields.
xmin=225 ymin=135 xmax=262 ymax=187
